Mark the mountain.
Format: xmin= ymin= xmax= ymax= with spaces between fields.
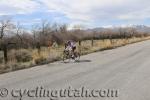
xmin=132 ymin=25 xmax=150 ymax=32
xmin=86 ymin=25 xmax=150 ymax=33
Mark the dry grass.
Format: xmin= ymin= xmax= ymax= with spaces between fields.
xmin=0 ymin=36 xmax=150 ymax=74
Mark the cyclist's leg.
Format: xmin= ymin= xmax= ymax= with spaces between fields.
xmin=72 ymin=46 xmax=76 ymax=56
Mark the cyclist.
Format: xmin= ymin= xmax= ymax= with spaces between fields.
xmin=64 ymin=40 xmax=76 ymax=57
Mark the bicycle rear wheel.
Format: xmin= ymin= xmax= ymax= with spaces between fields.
xmin=74 ymin=52 xmax=80 ymax=62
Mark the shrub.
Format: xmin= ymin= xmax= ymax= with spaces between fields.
xmin=0 ymin=56 xmax=3 ymax=64
xmin=0 ymin=52 xmax=3 ymax=64
xmin=11 ymin=63 xmax=26 ymax=71
xmin=82 ymin=46 xmax=90 ymax=51
xmin=15 ymin=49 xmax=33 ymax=62
xmin=34 ymin=57 xmax=47 ymax=65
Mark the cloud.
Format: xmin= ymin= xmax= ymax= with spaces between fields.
xmin=39 ymin=0 xmax=150 ymax=25
xmin=1 ymin=0 xmax=150 ymax=27
xmin=0 ymin=0 xmax=40 ymax=15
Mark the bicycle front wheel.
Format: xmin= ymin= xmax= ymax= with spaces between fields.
xmin=62 ymin=53 xmax=71 ymax=63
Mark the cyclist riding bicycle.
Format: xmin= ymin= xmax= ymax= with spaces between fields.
xmin=63 ymin=40 xmax=80 ymax=62
xmin=64 ymin=40 xmax=76 ymax=57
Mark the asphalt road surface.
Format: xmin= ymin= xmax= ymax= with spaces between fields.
xmin=0 ymin=40 xmax=150 ymax=100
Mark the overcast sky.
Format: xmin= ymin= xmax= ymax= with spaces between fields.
xmin=0 ymin=0 xmax=150 ymax=29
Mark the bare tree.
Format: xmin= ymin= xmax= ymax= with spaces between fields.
xmin=39 ymin=20 xmax=51 ymax=46
xmin=72 ymin=25 xmax=84 ymax=45
xmin=31 ymin=25 xmax=39 ymax=48
xmin=0 ymin=19 xmax=12 ymax=63
xmin=16 ymin=23 xmax=23 ymax=41
xmin=0 ymin=19 xmax=11 ymax=39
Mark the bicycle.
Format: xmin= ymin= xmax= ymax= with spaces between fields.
xmin=62 ymin=50 xmax=80 ymax=63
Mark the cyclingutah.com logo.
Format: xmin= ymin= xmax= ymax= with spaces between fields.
xmin=0 ymin=86 xmax=119 ymax=100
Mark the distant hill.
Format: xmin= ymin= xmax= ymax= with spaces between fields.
xmin=85 ymin=25 xmax=150 ymax=33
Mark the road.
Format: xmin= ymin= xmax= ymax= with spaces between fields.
xmin=0 ymin=40 xmax=150 ymax=100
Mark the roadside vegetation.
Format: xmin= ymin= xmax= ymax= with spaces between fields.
xmin=0 ymin=18 xmax=150 ymax=74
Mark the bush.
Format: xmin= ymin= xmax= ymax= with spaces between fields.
xmin=15 ymin=49 xmax=33 ymax=62
xmin=0 ymin=57 xmax=3 ymax=64
xmin=34 ymin=57 xmax=47 ymax=65
xmin=0 ymin=52 xmax=3 ymax=64
xmin=82 ymin=46 xmax=90 ymax=51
